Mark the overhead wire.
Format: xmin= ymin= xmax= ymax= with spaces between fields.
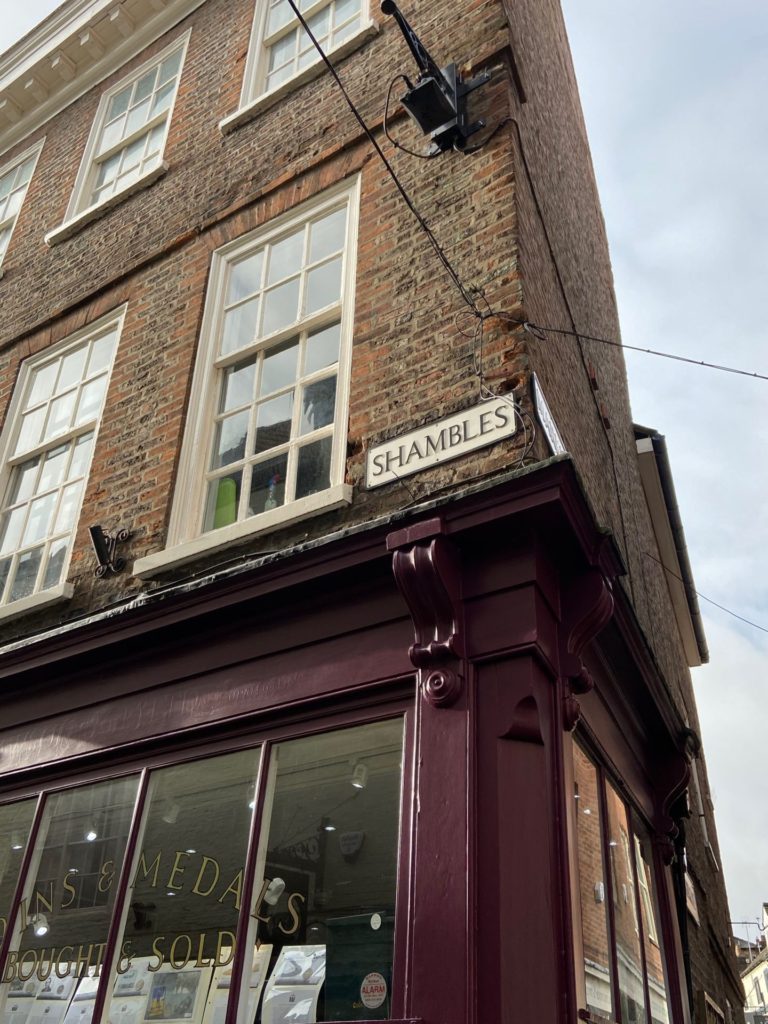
xmin=280 ymin=7 xmax=765 ymax=631
xmin=282 ymin=0 xmax=481 ymax=315
xmin=645 ymin=551 xmax=768 ymax=637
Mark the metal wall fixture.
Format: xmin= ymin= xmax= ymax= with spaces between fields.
xmin=381 ymin=0 xmax=491 ymax=153
xmin=89 ymin=524 xmax=132 ymax=578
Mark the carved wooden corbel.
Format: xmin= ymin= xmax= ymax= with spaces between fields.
xmin=390 ymin=525 xmax=464 ymax=708
xmin=560 ymin=566 xmax=614 ymax=730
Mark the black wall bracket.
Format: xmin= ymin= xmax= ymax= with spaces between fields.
xmin=89 ymin=525 xmax=132 ymax=578
xmin=381 ymin=0 xmax=491 ymax=153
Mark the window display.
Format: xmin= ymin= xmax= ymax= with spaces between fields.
xmin=0 ymin=718 xmax=404 ymax=1024
xmin=572 ymin=743 xmax=674 ymax=1024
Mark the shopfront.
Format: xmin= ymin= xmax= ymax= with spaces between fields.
xmin=0 ymin=462 xmax=694 ymax=1024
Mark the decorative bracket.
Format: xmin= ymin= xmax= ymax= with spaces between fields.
xmin=89 ymin=525 xmax=132 ymax=578
xmin=560 ymin=566 xmax=614 ymax=730
xmin=388 ymin=521 xmax=464 ymax=708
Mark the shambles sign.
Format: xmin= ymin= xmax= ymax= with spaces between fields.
xmin=366 ymin=398 xmax=516 ymax=489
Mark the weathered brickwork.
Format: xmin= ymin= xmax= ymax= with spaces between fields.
xmin=0 ymin=0 xmax=742 ymax=1016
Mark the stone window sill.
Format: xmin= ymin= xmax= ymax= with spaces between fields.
xmin=45 ymin=162 xmax=169 ymax=246
xmin=219 ymin=23 xmax=379 ymax=135
xmin=133 ymin=483 xmax=353 ymax=579
xmin=0 ymin=582 xmax=74 ymax=624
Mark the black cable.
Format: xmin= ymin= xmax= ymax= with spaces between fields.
xmin=503 ymin=116 xmax=636 ymax=598
xmin=454 ymin=116 xmax=514 ymax=155
xmin=521 ymin=321 xmax=768 ymax=384
xmin=645 ymin=551 xmax=768 ymax=636
xmin=384 ymin=75 xmax=441 ymax=160
xmin=283 ymin=0 xmax=480 ymax=316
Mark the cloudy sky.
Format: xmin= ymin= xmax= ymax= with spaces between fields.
xmin=560 ymin=0 xmax=768 ymax=936
xmin=2 ymin=0 xmax=767 ymax=935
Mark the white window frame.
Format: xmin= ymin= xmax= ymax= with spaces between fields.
xmin=134 ymin=177 xmax=360 ymax=580
xmin=229 ymin=0 xmax=374 ymax=120
xmin=0 ymin=140 xmax=44 ymax=274
xmin=0 ymin=307 xmax=126 ymax=622
xmin=58 ymin=32 xmax=190 ymax=229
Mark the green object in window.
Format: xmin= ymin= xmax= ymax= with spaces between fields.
xmin=213 ymin=477 xmax=237 ymax=528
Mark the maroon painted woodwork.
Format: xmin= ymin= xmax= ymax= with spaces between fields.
xmin=388 ymin=519 xmax=464 ymax=709
xmin=0 ymin=461 xmax=700 ymax=1024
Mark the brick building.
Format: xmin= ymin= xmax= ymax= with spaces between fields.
xmin=0 ymin=1 xmax=744 ymax=1023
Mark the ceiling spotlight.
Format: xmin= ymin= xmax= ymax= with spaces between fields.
xmin=10 ymin=833 xmax=23 ymax=851
xmin=31 ymin=913 xmax=49 ymax=938
xmin=323 ymin=823 xmax=337 ymax=832
xmin=85 ymin=828 xmax=98 ymax=842
xmin=351 ymin=763 xmax=368 ymax=790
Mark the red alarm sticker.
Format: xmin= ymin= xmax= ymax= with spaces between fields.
xmin=360 ymin=972 xmax=387 ymax=1010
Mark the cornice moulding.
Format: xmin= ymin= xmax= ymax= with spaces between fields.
xmin=0 ymin=0 xmax=206 ymax=158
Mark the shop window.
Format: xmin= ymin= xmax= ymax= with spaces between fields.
xmin=242 ymin=0 xmax=366 ymax=101
xmin=0 ymin=141 xmax=43 ymax=270
xmin=573 ymin=745 xmax=614 ymax=1021
xmin=0 ymin=311 xmax=123 ymax=615
xmin=0 ymin=717 xmax=404 ymax=1024
xmin=141 ymin=180 xmax=359 ymax=578
xmin=64 ymin=35 xmax=188 ymax=221
xmin=0 ymin=800 xmax=38 ymax=947
xmin=572 ymin=745 xmax=672 ymax=1024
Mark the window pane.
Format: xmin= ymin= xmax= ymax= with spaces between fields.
xmin=262 ymin=278 xmax=300 ymax=337
xmin=301 ymin=376 xmax=336 ymax=435
xmin=220 ymin=361 xmax=256 ymax=414
xmin=107 ymin=86 xmax=132 ymax=123
xmin=0 ymin=507 xmax=26 ymax=557
xmin=125 ymin=98 xmax=152 ymax=137
xmin=267 ymin=230 xmax=305 ymax=286
xmin=267 ymin=0 xmax=292 ymax=35
xmin=204 ymin=471 xmax=243 ymax=533
xmin=254 ymin=393 xmax=293 ymax=454
xmin=43 ymin=538 xmax=68 ymax=590
xmin=134 ymin=69 xmax=157 ymax=105
xmin=58 ymin=348 xmax=88 ymax=392
xmin=9 ymin=547 xmax=43 ymax=601
xmin=23 ymin=493 xmax=56 ymax=545
xmin=634 ymin=833 xmax=671 ymax=1024
xmin=103 ymin=749 xmax=260 ymax=1024
xmin=305 ymin=323 xmax=340 ymax=375
xmin=295 ymin=436 xmax=332 ymax=499
xmin=260 ymin=339 xmax=298 ymax=397
xmin=69 ymin=435 xmax=94 ymax=481
xmin=309 ymin=209 xmax=346 ymax=264
xmin=212 ymin=411 xmax=249 ymax=470
xmin=0 ymin=800 xmax=37 ymax=947
xmin=255 ymin=719 xmax=404 ymax=1023
xmin=0 ymin=776 xmax=140 ymax=998
xmin=221 ymin=298 xmax=260 ymax=356
xmin=305 ymin=257 xmax=342 ymax=314
xmin=573 ymin=745 xmax=613 ymax=1020
xmin=54 ymin=481 xmax=84 ymax=535
xmin=249 ymin=456 xmax=287 ymax=516
xmin=38 ymin=445 xmax=69 ymax=494
xmin=26 ymin=363 xmax=58 ymax=409
xmin=14 ymin=407 xmax=46 ymax=457
xmin=334 ymin=0 xmax=361 ymax=26
xmin=227 ymin=253 xmax=263 ymax=306
xmin=75 ymin=376 xmax=108 ymax=427
xmin=9 ymin=459 xmax=41 ymax=507
xmin=159 ymin=50 xmax=183 ymax=86
xmin=606 ymin=783 xmax=647 ymax=1024
xmin=46 ymin=391 xmax=77 ymax=438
